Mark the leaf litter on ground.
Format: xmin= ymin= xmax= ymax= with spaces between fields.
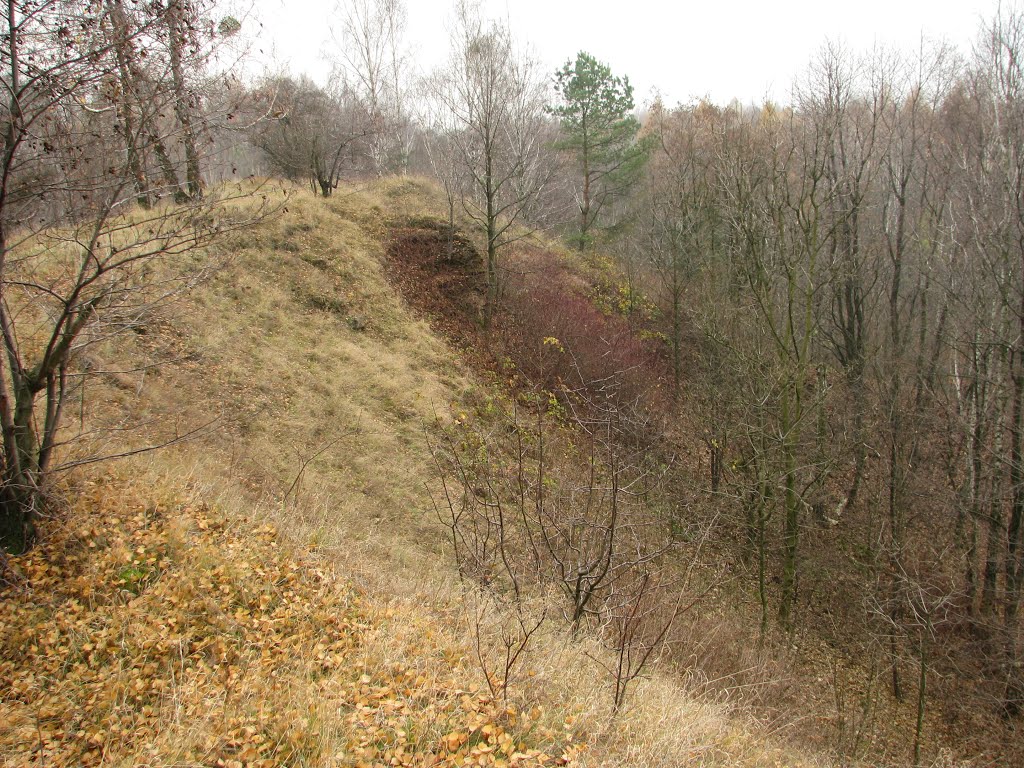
xmin=0 ymin=471 xmax=579 ymax=767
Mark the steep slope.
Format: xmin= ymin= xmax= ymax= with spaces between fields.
xmin=82 ymin=177 xmax=472 ymax=579
xmin=2 ymin=179 xmax=827 ymax=768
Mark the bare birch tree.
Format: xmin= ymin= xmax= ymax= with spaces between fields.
xmin=427 ymin=0 xmax=551 ymax=329
xmin=331 ymin=0 xmax=412 ymax=174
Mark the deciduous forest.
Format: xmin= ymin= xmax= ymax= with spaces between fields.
xmin=3 ymin=1 xmax=1024 ymax=766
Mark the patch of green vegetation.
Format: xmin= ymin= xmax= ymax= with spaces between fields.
xmin=116 ymin=563 xmax=156 ymax=595
xmin=306 ymin=293 xmax=348 ymax=315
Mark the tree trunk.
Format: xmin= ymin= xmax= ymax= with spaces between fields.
xmin=108 ymin=0 xmax=150 ymax=208
xmin=671 ymin=276 xmax=683 ymax=394
xmin=1004 ymin=341 xmax=1024 ymax=715
xmin=913 ymin=633 xmax=928 ymax=767
xmin=0 ymin=381 xmax=40 ymax=553
xmin=757 ymin=463 xmax=770 ymax=644
xmin=982 ymin=490 xmax=1004 ymax=615
xmin=151 ymin=128 xmax=185 ymax=201
xmin=780 ymin=380 xmax=800 ymax=632
xmin=0 ymin=485 xmax=34 ymax=553
xmin=483 ymin=148 xmax=497 ymax=331
xmin=166 ymin=0 xmax=202 ymax=200
xmin=845 ymin=366 xmax=866 ymax=511
xmin=888 ymin=420 xmax=906 ymax=701
xmin=578 ymin=110 xmax=591 ymax=250
xmin=709 ymin=439 xmax=722 ymax=493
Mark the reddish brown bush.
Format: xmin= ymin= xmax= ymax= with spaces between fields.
xmin=500 ymin=252 xmax=667 ymax=413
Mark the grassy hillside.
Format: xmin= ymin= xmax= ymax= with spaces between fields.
xmin=1 ymin=179 xmax=827 ymax=767
xmin=82 ymin=178 xmax=470 ymax=577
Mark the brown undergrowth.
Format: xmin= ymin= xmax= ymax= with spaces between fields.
xmin=376 ymin=190 xmax=993 ymax=767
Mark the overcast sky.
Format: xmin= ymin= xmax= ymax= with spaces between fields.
xmin=244 ymin=0 xmax=1006 ymax=106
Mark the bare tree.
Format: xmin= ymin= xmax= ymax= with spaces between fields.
xmin=810 ymin=44 xmax=890 ymax=515
xmin=715 ymin=100 xmax=837 ymax=631
xmin=251 ymin=74 xmax=373 ymax=196
xmin=594 ymin=568 xmax=705 ymax=713
xmin=639 ymin=99 xmax=718 ymax=397
xmin=427 ymin=0 xmax=551 ymax=329
xmin=331 ymin=0 xmax=412 ymax=174
xmin=165 ymin=0 xmax=203 ymax=199
xmin=952 ymin=8 xmax=1024 ymax=714
xmin=0 ymin=0 xmax=271 ymax=552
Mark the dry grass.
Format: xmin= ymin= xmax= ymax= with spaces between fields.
xmin=0 ymin=177 xmax=845 ymax=767
xmin=78 ymin=178 xmax=473 ymax=572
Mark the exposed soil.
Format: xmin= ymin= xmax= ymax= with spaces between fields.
xmin=384 ymin=218 xmax=486 ymax=344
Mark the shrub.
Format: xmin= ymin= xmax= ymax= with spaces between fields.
xmin=501 ymin=252 xmax=667 ymax=416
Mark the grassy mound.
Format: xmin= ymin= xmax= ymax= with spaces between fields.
xmin=81 ymin=178 xmax=474 ymax=578
xmin=1 ymin=178 xmax=829 ymax=768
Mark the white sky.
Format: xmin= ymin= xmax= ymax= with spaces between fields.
xmin=242 ymin=0 xmax=1006 ymax=106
